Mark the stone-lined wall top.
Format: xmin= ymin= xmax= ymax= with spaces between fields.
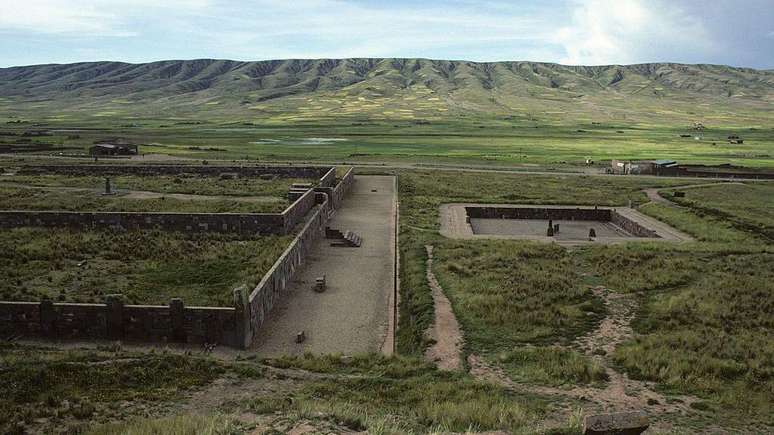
xmin=319 ymin=167 xmax=337 ymax=188
xmin=314 ymin=167 xmax=355 ymax=210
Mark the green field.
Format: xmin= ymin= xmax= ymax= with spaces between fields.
xmin=2 ymin=119 xmax=773 ymax=169
xmin=662 ymin=183 xmax=774 ymax=240
xmin=396 ymin=170 xmax=774 ymax=432
xmin=0 ymin=228 xmax=290 ymax=306
xmin=2 ymin=60 xmax=774 ymax=169
xmin=0 ymin=172 xmax=319 ymax=213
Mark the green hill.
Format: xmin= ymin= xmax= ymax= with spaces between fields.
xmin=1 ymin=59 xmax=773 ymax=125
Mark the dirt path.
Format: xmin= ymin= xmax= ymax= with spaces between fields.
xmin=252 ymin=176 xmax=396 ymax=356
xmin=467 ymin=285 xmax=700 ymax=428
xmin=643 ymin=181 xmax=746 ymax=206
xmin=423 ymin=245 xmax=464 ymax=371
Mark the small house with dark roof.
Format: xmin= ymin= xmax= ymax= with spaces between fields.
xmin=89 ymin=142 xmax=139 ymax=156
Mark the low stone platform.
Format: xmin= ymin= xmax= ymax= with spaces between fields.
xmin=440 ymin=203 xmax=693 ymax=246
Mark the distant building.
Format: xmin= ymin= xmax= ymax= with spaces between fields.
xmin=610 ymin=159 xmax=677 ymax=175
xmin=89 ymin=142 xmax=139 ymax=156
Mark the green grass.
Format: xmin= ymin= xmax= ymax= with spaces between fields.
xmin=0 ymin=185 xmax=287 ymax=213
xmin=0 ymin=173 xmax=312 ymax=198
xmin=396 ymin=168 xmax=774 ymax=428
xmin=639 ymin=202 xmax=759 ymax=244
xmin=2 ymin=114 xmax=773 ymax=169
xmin=396 ymin=170 xmax=709 ymax=355
xmin=87 ymin=415 xmax=242 ymax=435
xmin=433 ymin=241 xmax=603 ymax=348
xmin=614 ymin=253 xmax=774 ymax=422
xmin=0 ymin=343 xmax=224 ymax=434
xmin=1 ymin=345 xmax=580 ymax=435
xmin=663 ymin=182 xmax=774 ymax=240
xmin=244 ymin=353 xmax=568 ymax=434
xmin=0 ymin=228 xmax=290 ymax=306
xmin=495 ymin=347 xmax=608 ymax=387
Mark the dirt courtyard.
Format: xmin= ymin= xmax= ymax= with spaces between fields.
xmin=252 ymin=175 xmax=396 ymax=356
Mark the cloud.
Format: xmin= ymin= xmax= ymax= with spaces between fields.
xmin=0 ymin=0 xmax=211 ymax=35
xmin=0 ymin=0 xmax=772 ymax=68
xmin=554 ymin=0 xmax=715 ymax=65
xmin=206 ymin=0 xmax=566 ymax=61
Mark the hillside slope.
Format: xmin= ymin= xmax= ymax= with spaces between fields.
xmin=1 ymin=59 xmax=772 ymax=124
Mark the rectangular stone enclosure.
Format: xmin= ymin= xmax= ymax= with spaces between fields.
xmin=440 ymin=204 xmax=692 ymax=245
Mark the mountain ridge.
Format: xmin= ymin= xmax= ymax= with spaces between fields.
xmin=1 ymin=58 xmax=772 ymax=123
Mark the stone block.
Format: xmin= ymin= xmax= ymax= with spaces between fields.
xmin=583 ymin=411 xmax=649 ymax=435
xmin=169 ymin=298 xmax=185 ymax=342
xmin=105 ymin=294 xmax=125 ymax=340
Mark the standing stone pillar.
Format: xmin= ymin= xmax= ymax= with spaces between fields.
xmin=233 ymin=285 xmax=250 ymax=349
xmin=169 ymin=298 xmax=186 ymax=342
xmin=40 ymin=299 xmax=56 ymax=338
xmin=105 ymin=294 xmax=124 ymax=340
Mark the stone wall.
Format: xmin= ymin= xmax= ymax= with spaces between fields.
xmin=465 ymin=206 xmax=660 ymax=239
xmin=0 ymin=171 xmax=356 ymax=349
xmin=238 ymin=192 xmax=332 ymax=347
xmin=0 ymin=187 xmax=316 ymax=235
xmin=0 ymin=298 xmax=240 ymax=346
xmin=0 ymin=210 xmax=285 ymax=234
xmin=332 ymin=168 xmax=355 ymax=208
xmin=1 ymin=165 xmax=325 ymax=235
xmin=466 ymin=206 xmax=612 ymax=221
xmin=18 ymin=164 xmax=332 ymax=180
xmin=610 ymin=211 xmax=660 ymax=238
xmin=314 ymin=167 xmax=355 ymax=210
xmin=281 ymin=188 xmax=317 ymax=233
xmin=319 ymin=167 xmax=337 ymax=187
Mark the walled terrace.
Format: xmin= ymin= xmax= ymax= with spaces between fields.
xmin=0 ymin=164 xmax=355 ymax=349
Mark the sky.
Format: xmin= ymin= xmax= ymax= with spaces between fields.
xmin=0 ymin=0 xmax=772 ymax=69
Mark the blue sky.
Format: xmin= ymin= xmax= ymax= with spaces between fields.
xmin=0 ymin=0 xmax=772 ymax=68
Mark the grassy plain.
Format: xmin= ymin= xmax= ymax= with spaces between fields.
xmin=1 ymin=117 xmax=773 ymax=168
xmin=0 ymin=185 xmax=286 ymax=213
xmin=1 ymin=345 xmax=578 ymax=435
xmin=395 ymin=169 xmax=774 ymax=431
xmin=0 ymin=172 xmax=320 ymax=213
xmin=0 ymin=173 xmax=313 ymax=197
xmin=662 ymin=182 xmax=774 ymax=240
xmin=0 ymin=228 xmax=290 ymax=306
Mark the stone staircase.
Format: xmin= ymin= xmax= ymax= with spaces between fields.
xmin=325 ymin=226 xmax=362 ymax=247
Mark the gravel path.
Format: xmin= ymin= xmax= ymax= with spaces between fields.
xmin=252 ymin=176 xmax=396 ymax=356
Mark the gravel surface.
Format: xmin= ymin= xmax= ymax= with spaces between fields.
xmin=252 ymin=175 xmax=396 ymax=356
